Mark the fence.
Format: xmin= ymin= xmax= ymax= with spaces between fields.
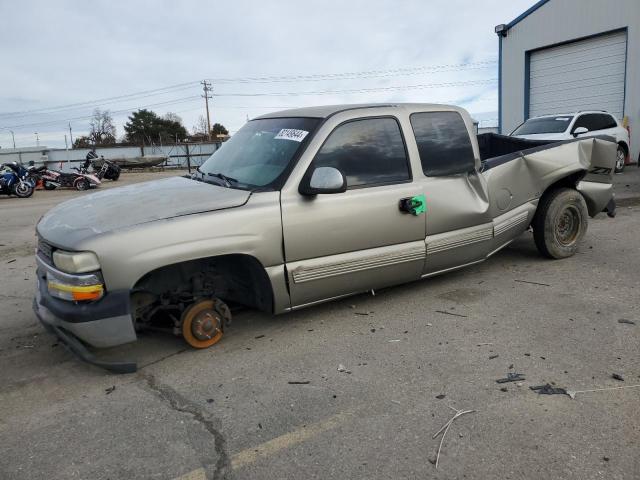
xmin=0 ymin=142 xmax=222 ymax=173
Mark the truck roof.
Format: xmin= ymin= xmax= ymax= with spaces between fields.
xmin=255 ymin=103 xmax=466 ymax=120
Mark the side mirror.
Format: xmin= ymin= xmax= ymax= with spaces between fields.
xmin=299 ymin=166 xmax=347 ymax=195
xmin=573 ymin=126 xmax=589 ymax=137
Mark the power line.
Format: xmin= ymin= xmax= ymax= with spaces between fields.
xmin=212 ymin=79 xmax=497 ymax=97
xmin=0 ymin=60 xmax=496 ymax=120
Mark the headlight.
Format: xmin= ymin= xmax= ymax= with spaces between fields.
xmin=52 ymin=250 xmax=100 ymax=273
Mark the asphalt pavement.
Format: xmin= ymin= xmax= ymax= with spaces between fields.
xmin=0 ymin=169 xmax=639 ymax=480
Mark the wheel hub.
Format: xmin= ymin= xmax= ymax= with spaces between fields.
xmin=191 ymin=309 xmax=221 ymax=341
xmin=555 ymin=206 xmax=580 ymax=245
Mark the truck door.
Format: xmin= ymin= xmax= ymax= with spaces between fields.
xmin=408 ymin=111 xmax=493 ymax=275
xmin=280 ymin=116 xmax=426 ymax=308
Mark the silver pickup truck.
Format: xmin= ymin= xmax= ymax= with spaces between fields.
xmin=33 ymin=103 xmax=616 ymax=372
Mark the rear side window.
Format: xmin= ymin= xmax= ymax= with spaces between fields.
xmin=410 ymin=111 xmax=475 ymax=176
xmin=573 ymin=113 xmax=616 ymax=132
xmin=313 ymin=117 xmax=410 ymax=188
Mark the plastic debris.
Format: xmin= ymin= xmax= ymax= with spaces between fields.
xmin=432 ymin=405 xmax=475 ymax=469
xmin=337 ymin=364 xmax=351 ymax=374
xmin=496 ymin=372 xmax=525 ymax=383
xmin=489 ymin=355 xmax=499 ymax=360
xmin=617 ymin=319 xmax=635 ymax=325
xmin=288 ymin=381 xmax=310 ymax=385
xmin=435 ymin=394 xmax=446 ymax=400
xmin=611 ymin=373 xmax=624 ymax=382
xmin=529 ymin=384 xmax=569 ymax=396
xmin=435 ymin=310 xmax=467 ymax=318
xmin=514 ymin=279 xmax=550 ymax=286
xmin=105 ymin=386 xmax=116 ymax=395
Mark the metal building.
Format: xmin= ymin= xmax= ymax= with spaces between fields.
xmin=496 ymin=0 xmax=639 ymax=163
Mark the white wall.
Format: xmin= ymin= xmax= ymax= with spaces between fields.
xmin=500 ymin=0 xmax=640 ymax=162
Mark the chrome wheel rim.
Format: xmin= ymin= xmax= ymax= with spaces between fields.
xmin=616 ymin=149 xmax=625 ymax=170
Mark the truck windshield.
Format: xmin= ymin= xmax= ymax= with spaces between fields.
xmin=511 ymin=116 xmax=573 ymax=135
xmin=196 ymin=117 xmax=320 ymax=190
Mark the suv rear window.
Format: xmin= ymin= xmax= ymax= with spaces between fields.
xmin=410 ymin=111 xmax=476 ymax=176
xmin=313 ymin=117 xmax=410 ymax=188
xmin=573 ymin=113 xmax=617 ymax=132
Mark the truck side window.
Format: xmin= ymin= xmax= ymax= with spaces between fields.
xmin=410 ymin=111 xmax=475 ymax=176
xmin=313 ymin=117 xmax=410 ymax=188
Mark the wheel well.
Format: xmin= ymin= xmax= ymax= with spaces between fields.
xmin=533 ymin=172 xmax=585 ymax=224
xmin=618 ymin=141 xmax=629 ymax=157
xmin=132 ymin=254 xmax=274 ymax=314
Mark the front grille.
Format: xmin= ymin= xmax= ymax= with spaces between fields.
xmin=37 ymin=237 xmax=53 ymax=263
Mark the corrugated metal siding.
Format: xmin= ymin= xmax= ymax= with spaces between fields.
xmin=499 ymin=0 xmax=639 ymax=161
xmin=529 ymin=30 xmax=627 ymax=118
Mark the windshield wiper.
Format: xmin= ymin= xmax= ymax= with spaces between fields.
xmin=207 ymin=172 xmax=238 ymax=187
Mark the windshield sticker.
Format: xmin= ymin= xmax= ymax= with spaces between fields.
xmin=555 ymin=117 xmax=570 ymax=121
xmin=274 ymin=128 xmax=309 ymax=142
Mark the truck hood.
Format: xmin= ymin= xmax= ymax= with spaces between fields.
xmin=37 ymin=176 xmax=251 ymax=247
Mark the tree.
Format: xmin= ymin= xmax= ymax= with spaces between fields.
xmin=192 ymin=115 xmax=209 ymax=136
xmin=124 ymin=109 xmax=188 ymax=144
xmin=73 ymin=136 xmax=93 ymax=148
xmin=88 ymin=109 xmax=116 ymax=145
xmin=163 ymin=112 xmax=183 ymax=124
xmin=211 ymin=123 xmax=229 ymax=136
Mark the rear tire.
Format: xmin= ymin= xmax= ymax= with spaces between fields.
xmin=74 ymin=178 xmax=89 ymax=191
xmin=533 ymin=188 xmax=588 ymax=259
xmin=615 ymin=145 xmax=626 ymax=173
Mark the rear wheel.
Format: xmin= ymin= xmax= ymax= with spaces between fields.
xmin=615 ymin=146 xmax=626 ymax=173
xmin=533 ymin=188 xmax=588 ymax=259
xmin=74 ymin=177 xmax=89 ymax=191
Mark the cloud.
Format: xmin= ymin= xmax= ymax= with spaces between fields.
xmin=0 ymin=0 xmax=535 ymax=148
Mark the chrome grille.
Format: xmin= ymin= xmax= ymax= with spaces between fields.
xmin=37 ymin=237 xmax=53 ymax=262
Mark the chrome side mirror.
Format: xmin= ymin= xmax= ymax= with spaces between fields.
xmin=299 ymin=166 xmax=347 ymax=195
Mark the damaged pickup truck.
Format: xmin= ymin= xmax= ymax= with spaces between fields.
xmin=33 ymin=104 xmax=616 ymax=372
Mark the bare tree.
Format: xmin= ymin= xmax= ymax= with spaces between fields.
xmin=163 ymin=112 xmax=183 ymax=124
xmin=192 ymin=115 xmax=209 ymax=136
xmin=88 ymin=109 xmax=117 ymax=145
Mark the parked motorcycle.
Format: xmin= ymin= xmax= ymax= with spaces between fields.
xmin=0 ymin=162 xmax=35 ymax=198
xmin=81 ymin=156 xmax=121 ymax=181
xmin=39 ymin=167 xmax=101 ymax=191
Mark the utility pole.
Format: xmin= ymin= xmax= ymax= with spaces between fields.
xmin=201 ymin=80 xmax=213 ymax=141
xmin=34 ymin=132 xmax=40 ymax=147
xmin=9 ymin=130 xmax=15 ymax=149
xmin=68 ymin=122 xmax=74 ymax=148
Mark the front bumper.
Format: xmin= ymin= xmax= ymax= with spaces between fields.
xmin=34 ymin=255 xmax=138 ymax=373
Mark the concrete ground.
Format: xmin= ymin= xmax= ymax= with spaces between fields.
xmin=0 ymin=169 xmax=639 ymax=480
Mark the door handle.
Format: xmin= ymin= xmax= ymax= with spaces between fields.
xmin=399 ymin=194 xmax=426 ymax=215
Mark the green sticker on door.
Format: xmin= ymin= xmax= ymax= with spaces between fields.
xmin=411 ymin=194 xmax=426 ymax=215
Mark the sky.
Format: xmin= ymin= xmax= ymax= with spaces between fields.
xmin=0 ymin=0 xmax=535 ymax=149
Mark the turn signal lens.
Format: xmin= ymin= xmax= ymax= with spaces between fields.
xmin=47 ymin=281 xmax=104 ymax=302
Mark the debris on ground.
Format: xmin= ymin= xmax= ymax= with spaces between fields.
xmin=514 ymin=279 xmax=550 ymax=286
xmin=617 ymin=319 xmax=635 ymax=325
xmin=611 ymin=373 xmax=624 ymax=382
xmin=496 ymin=372 xmax=525 ymax=383
xmin=254 ymin=334 xmax=265 ymax=339
xmin=529 ymin=384 xmax=569 ymax=396
xmin=354 ymin=312 xmax=370 ymax=316
xmin=500 ymin=387 xmax=508 ymax=392
xmin=288 ymin=381 xmax=311 ymax=385
xmin=435 ymin=394 xmax=446 ymax=400
xmin=435 ymin=310 xmax=467 ymax=318
xmin=477 ymin=342 xmax=493 ymax=346
xmin=370 ymin=328 xmax=376 ymax=332
xmin=105 ymin=386 xmax=116 ymax=395
xmin=432 ymin=405 xmax=475 ymax=469
xmin=388 ymin=339 xmax=401 ymax=343
xmin=206 ymin=398 xmax=214 ymax=403
xmin=337 ymin=364 xmax=351 ymax=374
xmin=6 ymin=259 xmax=16 ymax=264
xmin=489 ymin=355 xmax=499 ymax=360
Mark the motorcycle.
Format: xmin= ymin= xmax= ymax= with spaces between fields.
xmin=0 ymin=162 xmax=35 ymax=198
xmin=38 ymin=167 xmax=101 ymax=191
xmin=82 ymin=156 xmax=121 ymax=181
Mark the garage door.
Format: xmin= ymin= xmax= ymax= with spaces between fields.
xmin=528 ymin=30 xmax=627 ymax=119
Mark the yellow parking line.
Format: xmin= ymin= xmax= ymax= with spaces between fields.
xmin=231 ymin=409 xmax=356 ymax=470
xmin=172 ymin=409 xmax=356 ymax=479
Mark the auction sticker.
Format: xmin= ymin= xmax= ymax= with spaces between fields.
xmin=274 ymin=129 xmax=309 ymax=142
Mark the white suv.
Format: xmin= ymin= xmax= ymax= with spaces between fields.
xmin=511 ymin=111 xmax=630 ymax=172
